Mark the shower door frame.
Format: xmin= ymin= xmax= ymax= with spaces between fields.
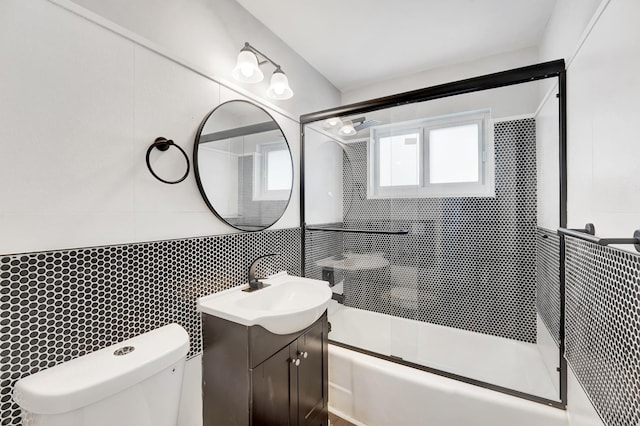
xmin=299 ymin=60 xmax=568 ymax=409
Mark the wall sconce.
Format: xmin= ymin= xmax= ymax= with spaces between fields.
xmin=232 ymin=42 xmax=294 ymax=100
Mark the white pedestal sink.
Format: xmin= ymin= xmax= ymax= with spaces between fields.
xmin=196 ymin=272 xmax=332 ymax=334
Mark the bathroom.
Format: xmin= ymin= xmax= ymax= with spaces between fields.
xmin=0 ymin=0 xmax=638 ymax=425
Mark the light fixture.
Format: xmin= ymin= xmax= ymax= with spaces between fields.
xmin=322 ymin=117 xmax=342 ymax=129
xmin=338 ymin=120 xmax=357 ymax=136
xmin=232 ymin=42 xmax=294 ymax=100
xmin=231 ymin=48 xmax=263 ymax=83
xmin=267 ymin=67 xmax=294 ymax=100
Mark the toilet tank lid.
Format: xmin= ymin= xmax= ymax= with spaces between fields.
xmin=13 ymin=323 xmax=189 ymax=415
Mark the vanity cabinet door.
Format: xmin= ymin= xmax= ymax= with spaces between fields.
xmin=251 ymin=343 xmax=294 ymax=425
xmin=250 ymin=318 xmax=326 ymax=426
xmin=204 ymin=313 xmax=328 ymax=426
xmin=295 ymin=320 xmax=326 ymax=426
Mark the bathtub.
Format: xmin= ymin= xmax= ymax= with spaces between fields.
xmin=327 ymin=304 xmax=567 ymax=426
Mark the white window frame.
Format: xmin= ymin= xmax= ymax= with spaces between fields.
xmin=252 ymin=139 xmax=291 ymax=201
xmin=371 ymin=125 xmax=423 ymax=198
xmin=368 ymin=109 xmax=495 ymax=199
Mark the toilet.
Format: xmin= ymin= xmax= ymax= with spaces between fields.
xmin=13 ymin=323 xmax=190 ymax=426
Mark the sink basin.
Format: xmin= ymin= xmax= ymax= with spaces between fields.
xmin=197 ymin=272 xmax=332 ymax=335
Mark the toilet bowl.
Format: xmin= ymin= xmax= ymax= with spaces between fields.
xmin=13 ymin=323 xmax=190 ymax=426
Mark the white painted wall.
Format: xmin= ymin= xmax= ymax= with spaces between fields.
xmin=342 ymin=47 xmax=540 ymax=105
xmin=537 ymin=0 xmax=603 ymax=97
xmin=0 ymin=0 xmax=338 ymax=255
xmin=65 ymin=0 xmax=339 ymax=119
xmin=538 ymin=0 xmax=603 ymax=64
xmin=562 ymin=0 xmax=640 ymax=244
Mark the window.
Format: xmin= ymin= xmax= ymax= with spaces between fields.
xmin=266 ymin=149 xmax=291 ymax=191
xmin=368 ymin=109 xmax=494 ymax=199
xmin=378 ymin=130 xmax=421 ymax=187
xmin=253 ymin=140 xmax=292 ymax=200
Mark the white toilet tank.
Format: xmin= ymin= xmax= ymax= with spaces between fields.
xmin=13 ymin=323 xmax=190 ymax=426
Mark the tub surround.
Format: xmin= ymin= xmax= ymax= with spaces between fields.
xmin=328 ymin=344 xmax=567 ymax=426
xmin=328 ymin=303 xmax=558 ymax=401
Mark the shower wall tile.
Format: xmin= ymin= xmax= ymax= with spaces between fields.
xmin=333 ymin=118 xmax=537 ymax=342
xmin=304 ymin=225 xmax=345 ymax=284
xmin=0 ymin=228 xmax=301 ymax=425
xmin=565 ymin=237 xmax=640 ymax=426
xmin=536 ymin=227 xmax=561 ymax=345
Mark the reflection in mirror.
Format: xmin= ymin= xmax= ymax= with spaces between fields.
xmin=194 ymin=100 xmax=292 ymax=231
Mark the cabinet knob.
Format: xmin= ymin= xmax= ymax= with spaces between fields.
xmin=297 ymin=351 xmax=308 ymax=359
xmin=288 ymin=357 xmax=300 ymax=366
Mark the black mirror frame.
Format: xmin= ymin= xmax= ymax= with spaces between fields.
xmin=193 ymin=99 xmax=294 ymax=232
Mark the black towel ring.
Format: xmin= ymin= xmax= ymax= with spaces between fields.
xmin=146 ymin=137 xmax=190 ymax=184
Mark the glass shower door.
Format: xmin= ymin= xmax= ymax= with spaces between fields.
xmin=303 ymin=72 xmax=564 ymax=405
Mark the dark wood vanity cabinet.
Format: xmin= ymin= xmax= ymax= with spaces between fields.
xmin=202 ymin=312 xmax=328 ymax=426
xmin=252 ymin=320 xmax=325 ymax=425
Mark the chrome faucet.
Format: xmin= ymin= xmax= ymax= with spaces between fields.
xmin=245 ymin=253 xmax=280 ymax=292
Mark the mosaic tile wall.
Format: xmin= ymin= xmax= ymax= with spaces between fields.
xmin=0 ymin=228 xmax=301 ymax=425
xmin=565 ymin=237 xmax=640 ymax=426
xmin=304 ymin=224 xmax=344 ymax=284
xmin=314 ymin=118 xmax=538 ymax=341
xmin=536 ymin=227 xmax=561 ymax=345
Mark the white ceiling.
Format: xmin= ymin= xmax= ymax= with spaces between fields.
xmin=235 ymin=0 xmax=556 ymax=92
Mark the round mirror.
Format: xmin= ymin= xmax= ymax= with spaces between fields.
xmin=194 ymin=100 xmax=293 ymax=231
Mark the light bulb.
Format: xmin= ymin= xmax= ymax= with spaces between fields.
xmin=267 ymin=69 xmax=294 ymax=100
xmin=273 ymin=82 xmax=286 ymax=95
xmin=338 ymin=120 xmax=357 ymax=136
xmin=323 ymin=117 xmax=342 ymax=129
xmin=240 ymin=64 xmax=254 ymax=78
xmin=232 ymin=50 xmax=264 ymax=83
